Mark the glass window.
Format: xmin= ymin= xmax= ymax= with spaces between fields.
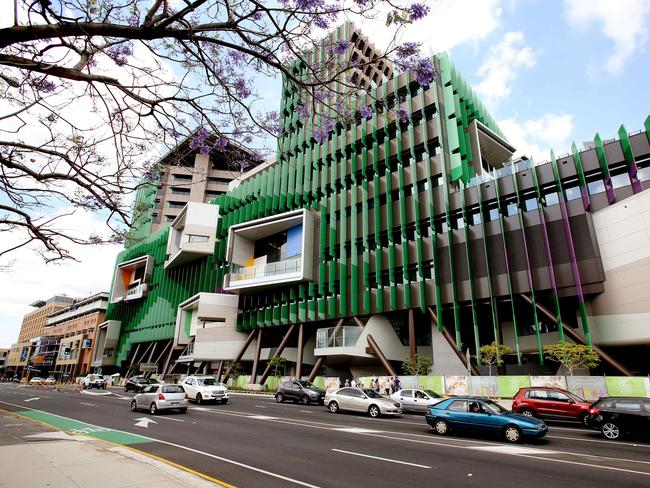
xmin=400 ymin=390 xmax=413 ymax=398
xmin=448 ymin=400 xmax=468 ymax=412
xmin=549 ymin=391 xmax=569 ymax=402
xmin=565 ymin=186 xmax=581 ymax=201
xmin=638 ymin=165 xmax=650 ymax=182
xmin=614 ymin=400 xmax=642 ymax=412
xmin=587 ymin=179 xmax=605 ymax=195
xmin=337 ymin=388 xmax=354 ymax=396
xmin=531 ymin=390 xmax=548 ymax=400
xmin=524 ymin=197 xmax=537 ymax=212
xmin=543 ymin=191 xmax=559 ymax=206
xmin=610 ymin=172 xmax=630 ymax=189
xmin=641 ymin=399 xmax=650 ymax=412
xmin=162 ymin=385 xmax=184 ymax=394
xmin=187 ymin=234 xmax=209 ymax=243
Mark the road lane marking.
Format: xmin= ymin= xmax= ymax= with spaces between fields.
xmin=299 ymin=410 xmax=313 ymax=413
xmin=332 ymin=449 xmax=431 ymax=469
xmin=255 ymin=405 xmax=267 ymax=408
xmin=468 ymin=445 xmax=557 ymax=455
xmin=80 ymin=402 xmax=96 ymax=407
xmin=333 ymin=427 xmax=383 ymax=434
xmin=24 ymin=397 xmax=40 ymax=402
xmin=134 ymin=417 xmax=157 ymax=428
xmin=150 ymin=416 xmax=184 ymax=422
xmin=249 ymin=415 xmax=276 ymax=420
xmin=548 ymin=434 xmax=650 ymax=448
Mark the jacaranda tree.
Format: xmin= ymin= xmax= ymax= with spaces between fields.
xmin=0 ymin=0 xmax=433 ymax=264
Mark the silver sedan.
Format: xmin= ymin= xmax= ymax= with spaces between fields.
xmin=390 ymin=389 xmax=444 ymax=413
xmin=130 ymin=384 xmax=188 ymax=414
xmin=325 ymin=387 xmax=402 ymax=418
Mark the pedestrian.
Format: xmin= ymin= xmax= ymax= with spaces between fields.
xmin=344 ymin=378 xmax=350 ymax=387
xmin=351 ymin=378 xmax=357 ymax=388
xmin=384 ymin=378 xmax=391 ymax=396
xmin=394 ymin=376 xmax=401 ymax=392
xmin=374 ymin=377 xmax=380 ymax=392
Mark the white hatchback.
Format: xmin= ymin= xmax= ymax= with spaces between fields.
xmin=131 ymin=384 xmax=188 ymax=414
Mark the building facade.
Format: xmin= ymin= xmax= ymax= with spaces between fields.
xmin=100 ymin=24 xmax=650 ymax=381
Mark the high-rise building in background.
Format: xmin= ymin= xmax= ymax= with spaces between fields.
xmin=96 ymin=23 xmax=650 ymax=382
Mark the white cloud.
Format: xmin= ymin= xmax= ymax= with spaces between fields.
xmin=499 ymin=113 xmax=575 ymax=161
xmin=0 ymin=211 xmax=122 ymax=348
xmin=564 ymin=0 xmax=650 ymax=74
xmin=349 ymin=0 xmax=502 ymax=53
xmin=474 ymin=31 xmax=537 ymax=108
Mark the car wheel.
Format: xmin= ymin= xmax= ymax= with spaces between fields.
xmin=130 ymin=400 xmax=137 ymax=412
xmin=368 ymin=405 xmax=380 ymax=418
xmin=328 ymin=401 xmax=339 ymax=413
xmin=124 ymin=386 xmax=129 ymax=392
xmin=504 ymin=425 xmax=522 ymax=443
xmin=221 ymin=399 xmax=228 ymax=405
xmin=301 ymin=395 xmax=310 ymax=406
xmin=275 ymin=393 xmax=284 ymax=403
xmin=196 ymin=394 xmax=202 ymax=405
xmin=434 ymin=419 xmax=449 ymax=436
xmin=579 ymin=412 xmax=590 ymax=427
xmin=520 ymin=408 xmax=536 ymax=418
xmin=150 ymin=403 xmax=157 ymax=415
xmin=601 ymin=422 xmax=622 ymax=440
xmin=179 ymin=408 xmax=187 ymax=414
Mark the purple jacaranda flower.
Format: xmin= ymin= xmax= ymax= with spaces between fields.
xmin=296 ymin=105 xmax=310 ymax=119
xmin=353 ymin=0 xmax=370 ymax=6
xmin=233 ymin=78 xmax=252 ymax=99
xmin=190 ymin=128 xmax=211 ymax=154
xmin=253 ymin=11 xmax=263 ymax=20
xmin=89 ymin=234 xmax=103 ymax=244
xmin=396 ymin=42 xmax=420 ymax=60
xmin=332 ymin=39 xmax=352 ymax=56
xmin=215 ymin=137 xmax=228 ymax=150
xmin=296 ymin=0 xmax=326 ymax=10
xmin=35 ymin=78 xmax=56 ymax=93
xmin=127 ymin=14 xmax=139 ymax=26
xmin=396 ymin=107 xmax=409 ymax=124
xmin=360 ymin=105 xmax=373 ymax=119
xmin=106 ymin=44 xmax=133 ymax=66
xmin=408 ymin=3 xmax=430 ymax=21
xmin=313 ymin=117 xmax=335 ymax=144
xmin=228 ymin=49 xmax=247 ymax=66
xmin=412 ymin=57 xmax=436 ymax=86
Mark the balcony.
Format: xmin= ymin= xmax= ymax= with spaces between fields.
xmin=110 ymin=256 xmax=153 ymax=303
xmin=125 ymin=283 xmax=148 ymax=300
xmin=92 ymin=320 xmax=121 ymax=367
xmin=223 ymin=208 xmax=316 ymax=292
xmin=316 ymin=326 xmax=363 ymax=349
xmin=164 ymin=202 xmax=219 ymax=269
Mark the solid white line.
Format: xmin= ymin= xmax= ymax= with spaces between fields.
xmin=299 ymin=410 xmax=313 ymax=414
xmin=79 ymin=402 xmax=96 ymax=407
xmin=150 ymin=416 xmax=183 ymax=422
xmin=332 ymin=449 xmax=431 ymax=469
xmin=0 ymin=400 xmax=320 ymax=487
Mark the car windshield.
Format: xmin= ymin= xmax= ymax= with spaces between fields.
xmin=483 ymin=400 xmax=509 ymax=415
xmin=197 ymin=378 xmax=217 ymax=386
xmin=424 ymin=390 xmax=440 ymax=398
xmin=298 ymin=381 xmax=317 ymax=388
xmin=363 ymin=389 xmax=383 ymax=398
xmin=567 ymin=391 xmax=586 ymax=403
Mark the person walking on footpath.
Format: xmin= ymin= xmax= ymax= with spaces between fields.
xmin=344 ymin=378 xmax=350 ymax=387
xmin=351 ymin=378 xmax=357 ymax=388
xmin=394 ymin=376 xmax=402 ymax=392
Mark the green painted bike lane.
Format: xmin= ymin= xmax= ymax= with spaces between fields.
xmin=17 ymin=409 xmax=153 ymax=446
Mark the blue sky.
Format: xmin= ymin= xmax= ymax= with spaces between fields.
xmin=1 ymin=0 xmax=649 ymax=348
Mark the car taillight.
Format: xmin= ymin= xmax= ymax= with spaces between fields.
xmin=589 ymin=407 xmax=599 ymax=415
xmin=184 ymin=393 xmax=188 ymax=400
xmin=158 ymin=393 xmax=165 ymax=400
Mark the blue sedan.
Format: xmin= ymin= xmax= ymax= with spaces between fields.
xmin=425 ymin=398 xmax=548 ymax=443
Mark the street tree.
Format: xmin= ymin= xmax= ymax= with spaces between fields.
xmin=223 ymin=360 xmax=244 ymax=384
xmin=268 ymin=356 xmax=287 ymax=381
xmin=402 ymin=354 xmax=432 ymax=376
xmin=0 ymin=0 xmax=433 ymax=264
xmin=479 ymin=342 xmax=513 ymax=377
xmin=543 ymin=342 xmax=600 ymax=376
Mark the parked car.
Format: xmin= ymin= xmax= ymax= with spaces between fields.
xmin=43 ymin=377 xmax=56 ymax=384
xmin=124 ymin=376 xmax=158 ymax=393
xmin=130 ymin=384 xmax=188 ymax=414
xmin=325 ymin=387 xmax=402 ymax=418
xmin=29 ymin=377 xmax=43 ymax=384
xmin=586 ymin=396 xmax=650 ymax=440
xmin=512 ymin=387 xmax=592 ymax=426
xmin=81 ymin=374 xmax=107 ymax=389
xmin=275 ymin=380 xmax=325 ymax=405
xmin=426 ymin=398 xmax=548 ymax=443
xmin=181 ymin=375 xmax=229 ymax=404
xmin=390 ymin=388 xmax=444 ymax=413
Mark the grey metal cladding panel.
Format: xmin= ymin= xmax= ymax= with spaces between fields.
xmin=480 ymin=181 xmax=497 ymax=201
xmin=464 ymin=187 xmax=479 ymax=206
xmin=523 ymin=225 xmax=550 ymax=268
xmin=546 ymin=220 xmax=570 ymax=263
xmin=504 ymin=229 xmax=528 ymax=273
xmin=515 ymin=169 xmax=535 ymax=192
xmin=470 ymin=239 xmax=487 ymax=278
xmin=455 ymin=280 xmax=472 ymax=302
xmin=536 ymin=164 xmax=555 ymax=186
xmin=473 ymin=277 xmax=491 ymax=299
xmin=589 ymin=192 xmax=610 ymax=211
xmin=486 ymin=234 xmax=507 ymax=275
xmin=531 ymin=266 xmax=552 ymax=291
xmin=453 ymin=242 xmax=469 ymax=281
xmin=433 ymin=190 xmax=446 ymax=216
xmin=448 ymin=189 xmax=462 ymax=210
xmin=577 ymin=258 xmax=605 ymax=285
xmin=557 ymin=158 xmax=577 ymax=179
xmin=424 ymin=280 xmax=437 ymax=306
xmin=630 ymin=132 xmax=650 ymax=157
xmin=421 ymin=237 xmax=434 ymax=261
xmin=409 ymin=283 xmax=421 ymax=308
xmin=418 ymin=195 xmax=431 ymax=220
xmin=604 ymin=141 xmax=625 ymax=165
xmin=615 ymin=185 xmax=635 ymax=202
xmin=510 ymin=270 xmax=531 ymax=294
xmin=499 ymin=175 xmax=515 ymax=195
xmin=491 ymin=274 xmax=510 ymax=297
xmin=579 ymin=148 xmax=600 ymax=173
xmin=436 ymin=246 xmax=451 ymax=283
xmin=569 ymin=215 xmax=597 ymax=260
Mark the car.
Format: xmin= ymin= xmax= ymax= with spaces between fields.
xmin=43 ymin=377 xmax=56 ymax=384
xmin=181 ymin=375 xmax=229 ymax=404
xmin=426 ymin=398 xmax=548 ymax=443
xmin=586 ymin=396 xmax=650 ymax=440
xmin=324 ymin=387 xmax=402 ymax=418
xmin=130 ymin=384 xmax=188 ymax=414
xmin=512 ymin=387 xmax=592 ymax=426
xmin=29 ymin=377 xmax=43 ymax=384
xmin=275 ymin=380 xmax=325 ymax=405
xmin=81 ymin=374 xmax=107 ymax=389
xmin=124 ymin=376 xmax=158 ymax=393
xmin=390 ymin=388 xmax=444 ymax=413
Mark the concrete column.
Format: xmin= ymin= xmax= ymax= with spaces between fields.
xmin=408 ymin=309 xmax=416 ymax=361
xmin=295 ymin=324 xmax=304 ymax=380
xmin=250 ymin=329 xmax=263 ymax=384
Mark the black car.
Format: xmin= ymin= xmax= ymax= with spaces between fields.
xmin=587 ymin=396 xmax=650 ymax=440
xmin=124 ymin=376 xmax=157 ymax=392
xmin=275 ymin=380 xmax=325 ymax=405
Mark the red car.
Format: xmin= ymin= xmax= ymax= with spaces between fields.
xmin=512 ymin=387 xmax=592 ymax=426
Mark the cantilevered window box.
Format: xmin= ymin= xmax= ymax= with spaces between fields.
xmin=223 ymin=208 xmax=316 ymax=292
xmin=109 ymin=255 xmax=153 ymax=303
xmin=92 ymin=320 xmax=121 ymax=368
xmin=164 ymin=202 xmax=219 ymax=269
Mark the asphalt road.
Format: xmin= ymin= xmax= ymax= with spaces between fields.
xmin=1 ymin=383 xmax=649 ymax=488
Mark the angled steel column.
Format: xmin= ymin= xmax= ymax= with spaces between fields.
xmin=428 ymin=307 xmax=480 ymax=375
xmin=221 ymin=329 xmax=257 ymax=382
xmin=123 ymin=343 xmax=142 ymax=381
xmin=408 ymin=309 xmax=417 ymax=361
xmin=295 ymin=324 xmax=304 ymax=380
xmin=307 ymin=357 xmax=324 ymax=383
xmin=328 ymin=319 xmax=345 ymax=346
xmin=259 ymin=325 xmax=295 ymax=385
xmin=250 ymin=329 xmax=263 ymax=384
xmin=215 ymin=361 xmax=224 ymax=380
xmin=519 ymin=294 xmax=631 ymax=376
xmin=153 ymin=340 xmax=172 ymax=370
xmin=366 ymin=334 xmax=397 ymax=377
xmin=160 ymin=345 xmax=176 ymax=378
xmin=352 ymin=316 xmax=365 ymax=328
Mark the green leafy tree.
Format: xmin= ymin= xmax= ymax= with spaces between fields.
xmin=543 ymin=343 xmax=600 ymax=376
xmin=268 ymin=356 xmax=287 ymax=379
xmin=223 ymin=361 xmax=244 ymax=385
xmin=402 ymin=354 xmax=432 ymax=376
xmin=479 ymin=342 xmax=513 ymax=377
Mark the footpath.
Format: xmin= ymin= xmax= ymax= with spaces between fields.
xmin=0 ymin=409 xmax=224 ymax=488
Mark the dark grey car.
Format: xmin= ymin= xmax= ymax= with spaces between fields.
xmin=275 ymin=380 xmax=325 ymax=405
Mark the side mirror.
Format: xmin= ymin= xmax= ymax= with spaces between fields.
xmin=568 ymin=399 xmax=575 ymax=405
